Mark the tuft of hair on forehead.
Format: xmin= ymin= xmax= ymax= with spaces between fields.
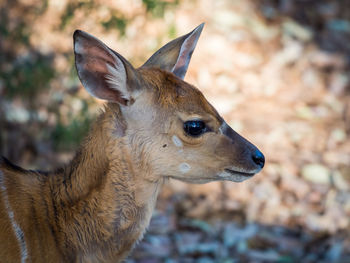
xmin=138 ymin=67 xmax=203 ymax=108
xmin=138 ymin=68 xmax=178 ymax=106
xmin=137 ymin=67 xmax=222 ymax=120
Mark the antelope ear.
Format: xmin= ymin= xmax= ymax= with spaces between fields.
xmin=142 ymin=23 xmax=204 ymax=79
xmin=74 ymin=30 xmax=139 ymax=105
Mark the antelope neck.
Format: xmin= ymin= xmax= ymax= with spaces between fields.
xmin=49 ymin=108 xmax=163 ymax=241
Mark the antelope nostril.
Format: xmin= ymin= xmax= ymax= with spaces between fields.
xmin=252 ymin=150 xmax=265 ymax=168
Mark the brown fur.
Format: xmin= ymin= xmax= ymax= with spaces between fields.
xmin=0 ymin=100 xmax=163 ymax=262
xmin=0 ymin=27 xmax=264 ymax=262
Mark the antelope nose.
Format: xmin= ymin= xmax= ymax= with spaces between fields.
xmin=252 ymin=150 xmax=265 ymax=169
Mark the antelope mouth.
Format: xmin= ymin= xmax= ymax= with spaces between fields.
xmin=224 ymin=169 xmax=255 ymax=177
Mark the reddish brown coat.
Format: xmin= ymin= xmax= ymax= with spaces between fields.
xmin=0 ymin=25 xmax=264 ymax=262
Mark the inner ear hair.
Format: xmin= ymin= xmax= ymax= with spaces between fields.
xmin=74 ymin=30 xmax=139 ymax=106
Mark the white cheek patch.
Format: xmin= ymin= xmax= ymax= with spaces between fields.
xmin=234 ymin=175 xmax=249 ymax=182
xmin=218 ymin=171 xmax=249 ymax=182
xmin=172 ymin=135 xmax=183 ymax=148
xmin=218 ymin=171 xmax=229 ymax=177
xmin=179 ymin=163 xmax=191 ymax=174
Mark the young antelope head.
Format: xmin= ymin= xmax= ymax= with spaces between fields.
xmin=74 ymin=24 xmax=264 ymax=184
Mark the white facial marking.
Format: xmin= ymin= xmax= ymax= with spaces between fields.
xmin=218 ymin=170 xmax=230 ymax=178
xmin=0 ymin=171 xmax=28 ymax=263
xmin=218 ymin=170 xmax=250 ymax=182
xmin=172 ymin=135 xmax=183 ymax=148
xmin=179 ymin=163 xmax=191 ymax=174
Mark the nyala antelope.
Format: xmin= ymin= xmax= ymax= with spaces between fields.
xmin=0 ymin=24 xmax=265 ymax=262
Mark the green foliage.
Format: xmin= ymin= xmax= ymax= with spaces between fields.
xmin=101 ymin=15 xmax=128 ymax=36
xmin=0 ymin=20 xmax=30 ymax=46
xmin=277 ymin=255 xmax=295 ymax=263
xmin=51 ymin=100 xmax=94 ymax=151
xmin=1 ymin=53 xmax=55 ymax=99
xmin=168 ymin=23 xmax=177 ymax=38
xmin=51 ymin=118 xmax=91 ymax=151
xmin=142 ymin=0 xmax=179 ymax=17
xmin=60 ymin=0 xmax=95 ymax=30
xmin=0 ymin=1 xmax=54 ymax=100
xmin=0 ymin=0 xmax=48 ymax=46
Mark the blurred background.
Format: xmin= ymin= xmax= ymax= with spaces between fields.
xmin=1 ymin=0 xmax=350 ymax=262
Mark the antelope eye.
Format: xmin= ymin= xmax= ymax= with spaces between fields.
xmin=184 ymin=120 xmax=207 ymax=137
